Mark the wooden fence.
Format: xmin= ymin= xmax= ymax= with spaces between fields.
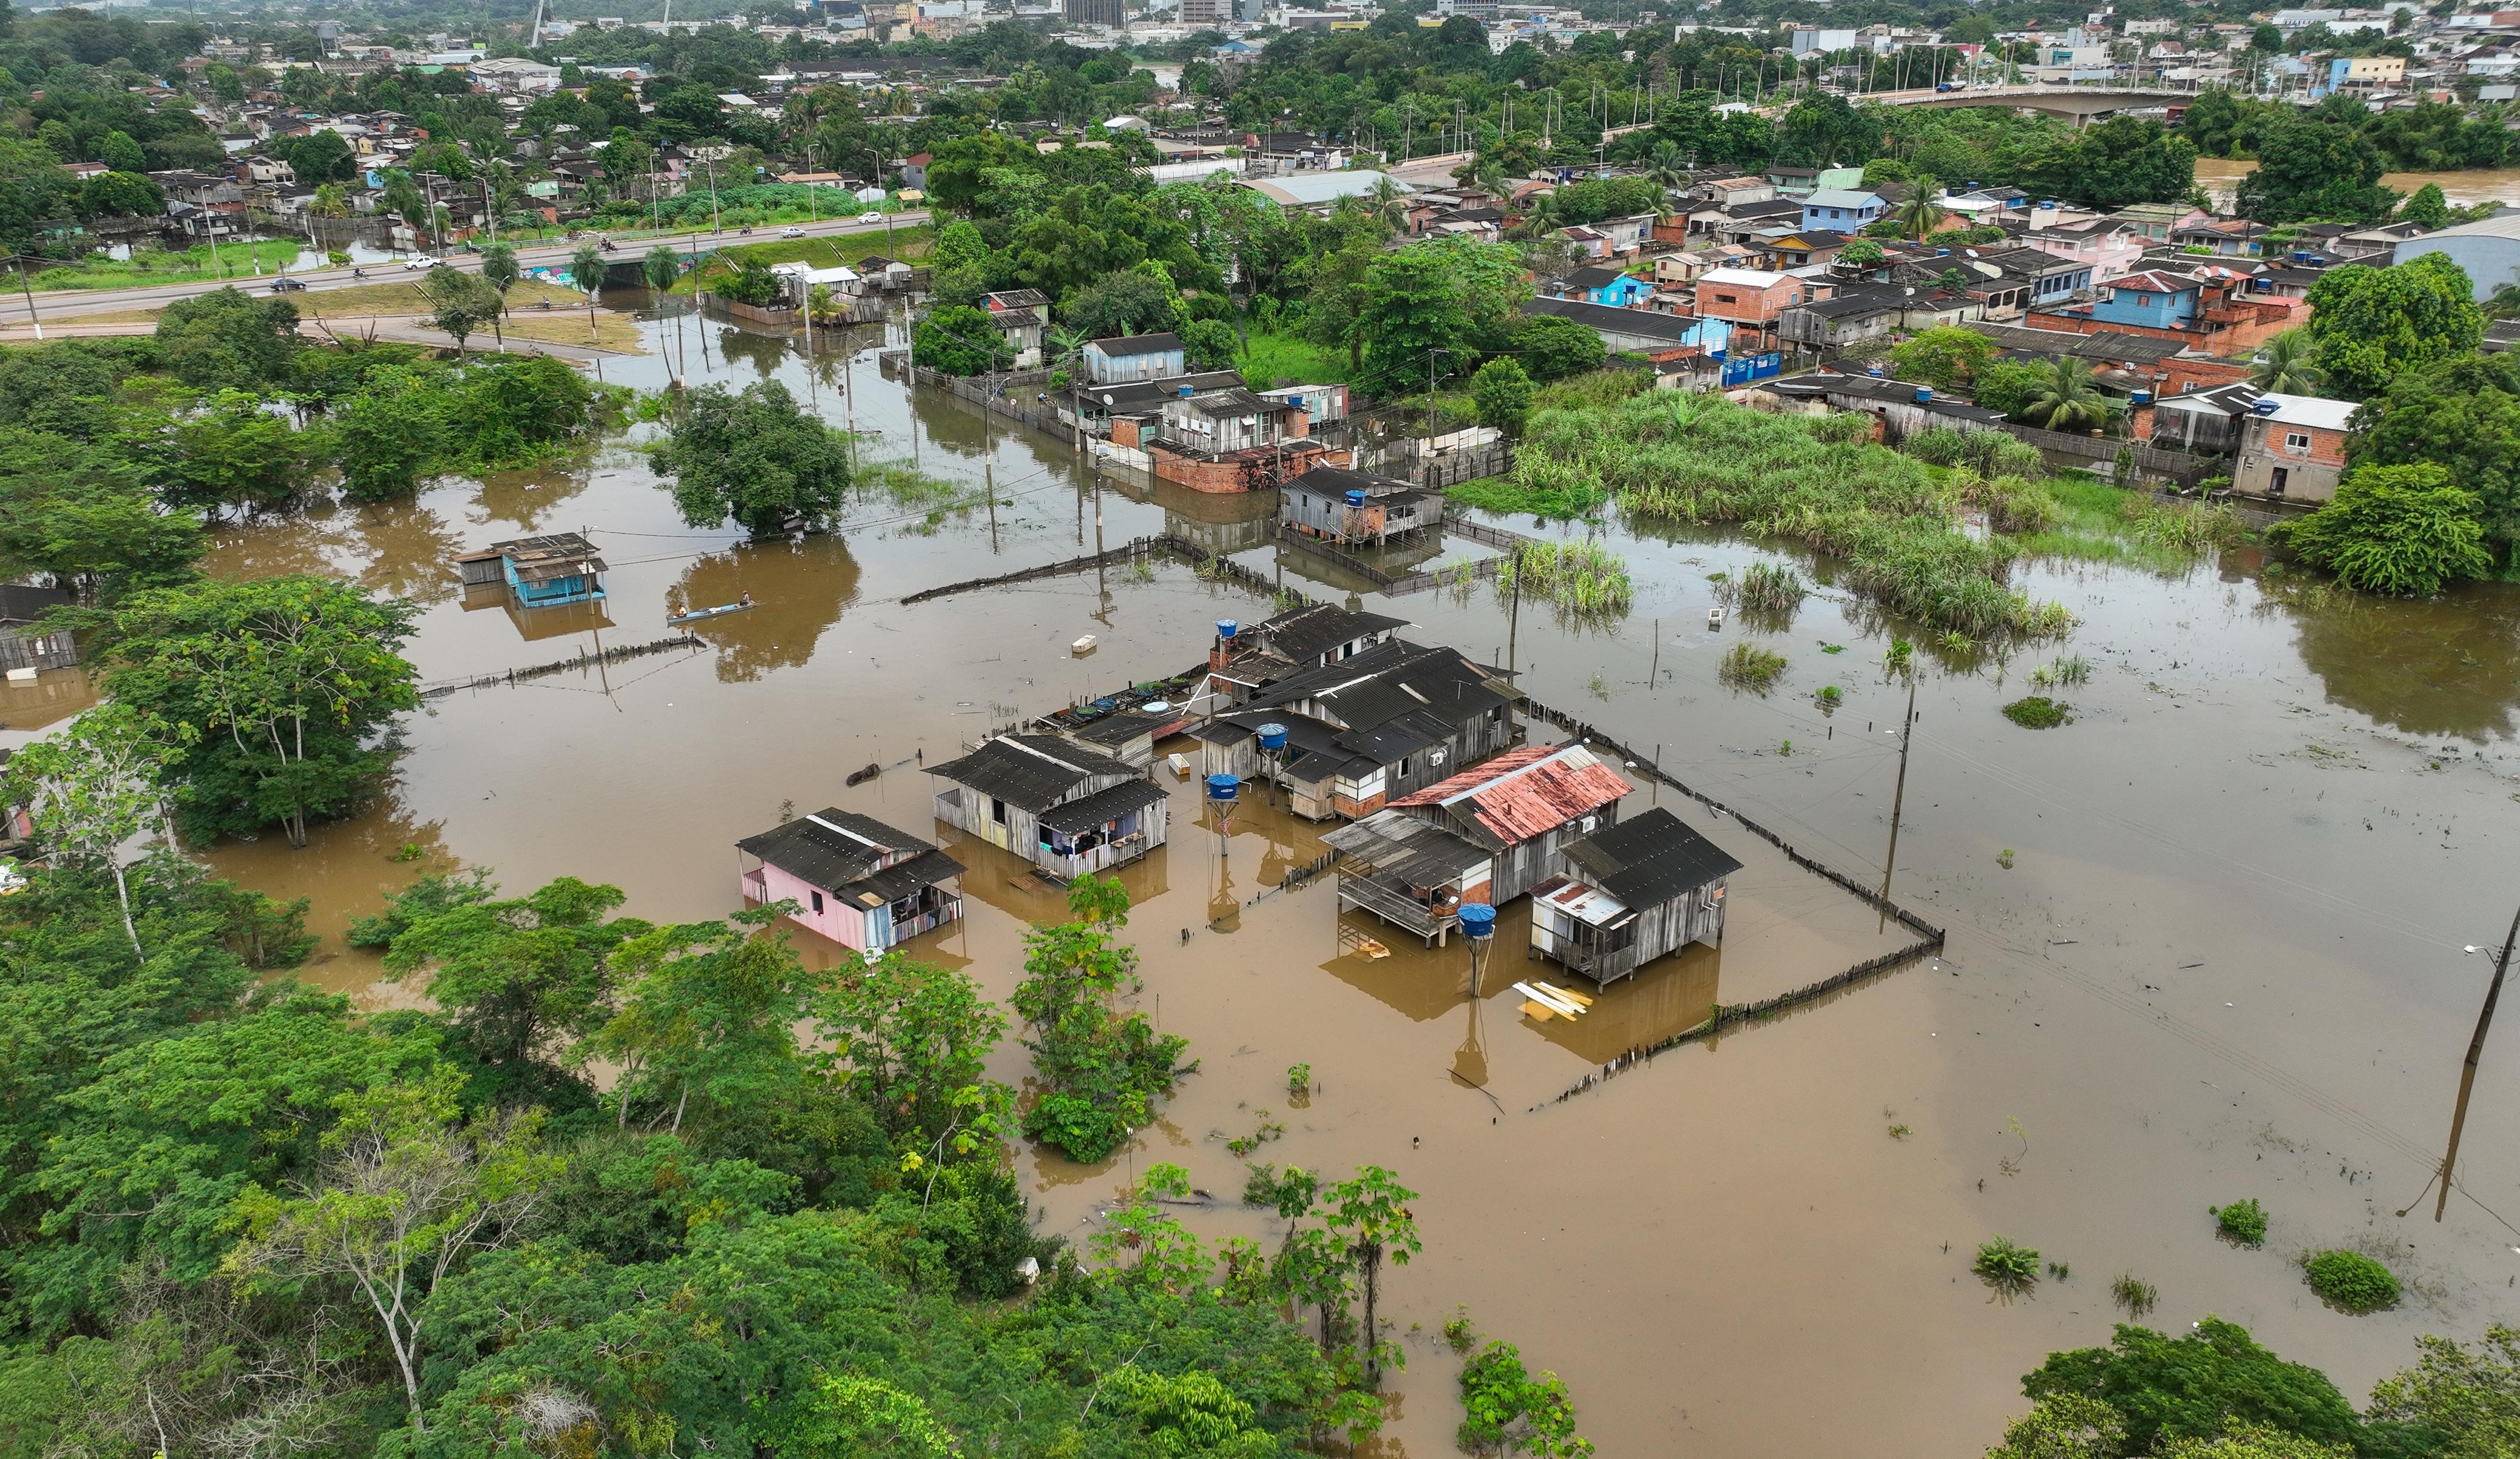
xmin=1517 ymin=695 xmax=1947 ymax=1107
xmin=418 ymin=635 xmax=706 ymax=700
xmin=888 ymin=359 xmax=1087 ymax=446
xmin=1997 ymin=422 xmax=2220 ymax=486
xmin=901 ymin=534 xmax=1307 ymax=608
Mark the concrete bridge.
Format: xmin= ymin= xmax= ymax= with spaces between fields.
xmin=1846 ymin=83 xmax=2209 ymax=122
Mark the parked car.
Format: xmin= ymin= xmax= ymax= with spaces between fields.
xmin=270 ymin=277 xmax=307 ymax=293
xmin=780 ymin=225 xmax=807 ymax=238
xmin=857 ymin=211 xmax=884 ymax=223
xmin=402 ymin=256 xmax=442 ymax=270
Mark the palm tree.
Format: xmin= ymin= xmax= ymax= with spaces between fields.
xmin=2250 ymin=327 xmax=2323 ymax=394
xmin=2018 ymin=357 xmax=2110 ymax=433
xmin=1365 ymin=175 xmax=1411 ymax=234
xmin=1643 ymin=140 xmax=1690 ymax=194
xmin=1892 ymin=176 xmax=1948 ymax=240
xmin=570 ymin=242 xmax=606 ymax=348
xmin=644 ymin=244 xmax=686 ymax=384
xmin=2487 ymin=274 xmax=2520 ymax=320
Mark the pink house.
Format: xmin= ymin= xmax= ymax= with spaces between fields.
xmin=2023 ymin=225 xmax=2147 ymax=283
xmin=737 ymin=809 xmax=965 ymax=953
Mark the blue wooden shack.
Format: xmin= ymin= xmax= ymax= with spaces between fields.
xmin=454 ymin=533 xmax=608 ymax=608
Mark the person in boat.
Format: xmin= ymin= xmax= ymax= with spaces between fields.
xmin=739 ymin=591 xmax=753 ymax=607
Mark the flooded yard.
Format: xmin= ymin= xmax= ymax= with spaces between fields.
xmin=39 ymin=302 xmax=2520 ymax=1455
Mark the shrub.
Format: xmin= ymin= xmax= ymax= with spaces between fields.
xmin=1975 ymin=1236 xmax=2042 ymax=1292
xmin=2111 ymin=1272 xmax=2158 ymax=1318
xmin=1718 ymin=642 xmax=1786 ymax=693
xmin=2003 ymin=696 xmax=2070 ymax=729
xmin=2212 ymin=1198 xmax=2269 ymax=1246
xmin=2303 ymin=1249 xmax=2399 ymax=1312
xmin=1734 ymin=561 xmax=1806 ymax=614
xmin=2281 ymin=463 xmax=2492 ymax=597
xmin=1499 ymin=540 xmax=1632 ymax=617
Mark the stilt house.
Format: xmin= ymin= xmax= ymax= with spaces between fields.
xmin=737 ymin=809 xmax=966 ymax=953
xmin=453 ymin=534 xmax=608 ymax=608
xmin=1204 ymin=603 xmax=1409 ymax=707
xmin=1385 ymin=742 xmax=1632 ymax=905
xmin=1193 ymin=639 xmax=1517 ymax=821
xmin=1320 ymin=810 xmax=1494 ymax=947
xmin=1527 ymin=807 xmax=1743 ymax=983
xmin=926 ymin=733 xmax=1171 ymax=878
xmin=1278 ymin=467 xmax=1444 ymax=550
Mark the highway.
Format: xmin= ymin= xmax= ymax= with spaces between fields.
xmin=4 ymin=209 xmax=932 ymax=329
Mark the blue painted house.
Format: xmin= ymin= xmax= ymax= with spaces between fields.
xmin=1801 ymin=188 xmax=1886 ymax=234
xmin=1557 ymin=265 xmax=1654 ymax=307
xmin=454 ymin=533 xmax=608 ymax=608
xmin=1083 ymin=332 xmax=1186 ymax=385
xmin=2087 ymin=270 xmax=2201 ymax=330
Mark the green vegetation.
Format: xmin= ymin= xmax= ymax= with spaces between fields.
xmin=2280 ymin=464 xmax=2493 ymax=598
xmin=2023 ymin=1317 xmax=2362 ymax=1454
xmin=2004 ymin=696 xmax=2072 ymax=730
xmin=1900 ymin=424 xmax=2048 ymax=480
xmin=2112 ymin=1273 xmax=2160 ymax=1319
xmin=1975 ymin=1236 xmax=2043 ymax=1293
xmin=2304 ymin=255 xmax=2484 ymax=401
xmin=1817 ymin=685 xmax=1843 ymax=709
xmin=654 ymin=379 xmax=854 ymax=535
xmin=1012 ymin=877 xmax=1188 ymax=1164
xmin=2303 ymin=1249 xmax=2401 ymax=1313
xmin=2213 ymin=1199 xmax=2270 ymax=1246
xmin=26 ymin=239 xmax=308 ymax=292
xmin=1457 ymin=1332 xmax=1595 ymax=1459
xmin=1501 ymin=391 xmax=2073 ymax=640
xmin=1288 ymin=1062 xmax=1312 ymax=1097
xmin=2345 ymin=351 xmax=2520 ymax=560
xmin=1718 ymin=642 xmax=1788 ymax=695
xmin=1238 ymin=329 xmax=1347 ymax=389
xmin=1472 ymin=357 xmax=1537 ymax=435
xmin=1731 ymin=561 xmax=1807 ymax=616
xmin=1498 ymin=540 xmax=1632 ymax=618
xmin=2032 ymin=655 xmax=2094 ymax=690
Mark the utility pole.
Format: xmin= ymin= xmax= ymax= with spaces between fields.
xmin=1877 ymin=677 xmax=1917 ymax=933
xmin=8 ymin=257 xmax=43 ymax=341
xmin=2401 ymin=902 xmax=2520 ymax=1223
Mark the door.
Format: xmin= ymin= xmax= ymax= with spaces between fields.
xmin=2269 ymin=466 xmax=2290 ymax=495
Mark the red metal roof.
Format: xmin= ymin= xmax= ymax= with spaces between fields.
xmin=1390 ymin=743 xmax=1633 ymax=845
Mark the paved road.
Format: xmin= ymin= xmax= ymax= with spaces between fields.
xmin=3 ymin=210 xmax=931 ymax=329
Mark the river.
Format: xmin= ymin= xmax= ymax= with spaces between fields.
xmin=36 ymin=299 xmax=2520 ymax=1455
xmin=2192 ymin=156 xmax=2520 ymax=211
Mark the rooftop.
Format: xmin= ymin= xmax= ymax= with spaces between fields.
xmin=2254 ymin=392 xmax=2361 ymax=431
xmin=924 ymin=733 xmax=1144 ymax=813
xmin=735 ymin=809 xmax=959 ymax=896
xmin=1558 ymin=805 xmax=1745 ymax=908
xmin=1389 ymin=742 xmax=1632 ymax=850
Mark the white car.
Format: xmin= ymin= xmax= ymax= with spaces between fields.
xmin=402 ymin=256 xmax=442 ymax=270
xmin=857 ymin=211 xmax=884 ymax=223
xmin=780 ymin=226 xmax=807 ymax=238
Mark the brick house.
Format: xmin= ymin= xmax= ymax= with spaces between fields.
xmin=2232 ymin=393 xmax=2357 ymax=503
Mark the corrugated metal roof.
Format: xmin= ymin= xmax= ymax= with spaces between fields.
xmin=1038 ymin=778 xmax=1171 ymax=834
xmin=1559 ymin=806 xmax=1743 ymax=908
xmin=924 ymin=734 xmax=1140 ymax=813
xmin=1389 ymin=743 xmax=1631 ymax=847
xmin=737 ymin=809 xmax=946 ymax=892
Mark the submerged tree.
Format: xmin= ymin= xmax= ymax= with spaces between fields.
xmin=1012 ymin=875 xmax=1188 ymax=1163
xmin=653 ymin=380 xmax=852 ymax=535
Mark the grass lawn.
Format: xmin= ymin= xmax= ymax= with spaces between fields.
xmin=30 ymin=240 xmax=307 ymax=292
xmin=484 ymin=308 xmax=645 ymax=354
xmin=291 ymin=277 xmax=586 ymax=319
xmin=1236 ymin=330 xmax=1348 ymax=389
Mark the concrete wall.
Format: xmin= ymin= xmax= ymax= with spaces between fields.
xmin=2394 ymin=234 xmax=2520 ymax=302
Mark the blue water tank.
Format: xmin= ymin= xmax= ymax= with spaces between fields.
xmin=2130 ymin=389 xmax=2153 ymax=405
xmin=1914 ymin=387 xmax=1934 ymax=403
xmin=1205 ymin=773 xmax=1240 ymax=803
xmin=1216 ymin=618 xmax=1238 ymax=641
xmin=1256 ymin=723 xmax=1288 ymax=752
xmin=1458 ymin=903 xmax=1496 ymax=939
xmin=1344 ymin=489 xmax=1367 ymax=507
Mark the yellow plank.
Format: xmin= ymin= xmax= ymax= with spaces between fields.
xmin=1519 ymin=999 xmax=1556 ymax=1022
xmin=1536 ymin=981 xmax=1594 ymax=1008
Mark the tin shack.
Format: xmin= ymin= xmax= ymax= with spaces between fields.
xmin=1386 ymin=742 xmax=1631 ymax=904
xmin=926 ymin=733 xmax=1172 ymax=878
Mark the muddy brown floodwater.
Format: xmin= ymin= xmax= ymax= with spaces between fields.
xmin=18 ymin=303 xmax=2512 ymax=1455
xmin=2192 ymin=157 xmax=2520 ymax=212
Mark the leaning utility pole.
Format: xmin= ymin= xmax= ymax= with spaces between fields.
xmin=2401 ymin=902 xmax=2520 ymax=1223
xmin=1877 ymin=676 xmax=1917 ymax=933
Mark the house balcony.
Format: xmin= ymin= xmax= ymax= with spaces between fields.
xmin=1335 ymin=872 xmax=1462 ymax=945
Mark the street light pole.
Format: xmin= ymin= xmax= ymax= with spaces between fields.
xmin=8 ymin=256 xmax=44 ymax=340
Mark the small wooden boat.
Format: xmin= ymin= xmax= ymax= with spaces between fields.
xmin=669 ymin=601 xmax=756 ymax=627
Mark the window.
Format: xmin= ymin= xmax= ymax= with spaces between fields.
xmin=990 ymin=796 xmax=1007 ymax=825
xmin=811 ymin=890 xmax=824 ymax=913
xmin=2284 ymin=432 xmax=2310 ymax=451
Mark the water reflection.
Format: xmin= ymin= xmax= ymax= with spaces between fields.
xmin=2277 ymin=579 xmax=2520 ymax=740
xmin=473 ymin=462 xmax=598 ymax=534
xmin=714 ymin=324 xmax=791 ymax=380
xmin=937 ymin=824 xmax=1173 ymax=924
xmin=462 ymin=585 xmax=617 ymax=643
xmin=353 ymin=500 xmax=468 ymax=607
xmin=0 ymin=667 xmax=100 ymax=732
xmin=667 ymin=533 xmax=861 ymax=681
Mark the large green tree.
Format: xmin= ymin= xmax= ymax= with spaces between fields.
xmin=654 ymin=380 xmax=851 ymax=535
xmin=2237 ymin=111 xmax=2397 ymax=224
xmin=1358 ymin=237 xmax=1527 ymax=399
xmin=2021 ymin=1318 xmax=2366 ymax=1455
xmin=2283 ymin=463 xmax=2493 ymax=597
xmin=2303 ymin=254 xmax=2483 ymax=400
xmin=96 ymin=574 xmax=421 ymax=845
xmin=2344 ymin=350 xmax=2520 ymax=555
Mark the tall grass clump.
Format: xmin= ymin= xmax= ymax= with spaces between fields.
xmin=1729 ymin=561 xmax=1807 ymax=615
xmin=1510 ymin=391 xmax=2074 ymax=641
xmin=1717 ymin=642 xmax=1787 ymax=693
xmin=1499 ymin=540 xmax=1633 ymax=618
xmin=1902 ymin=426 xmax=2046 ymax=479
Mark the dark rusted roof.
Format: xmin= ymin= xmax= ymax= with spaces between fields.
xmin=1559 ymin=806 xmax=1742 ymax=908
xmin=1389 ymin=743 xmax=1631 ymax=848
xmin=737 ymin=809 xmax=953 ymax=893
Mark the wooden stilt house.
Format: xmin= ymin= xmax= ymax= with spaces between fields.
xmin=737 ymin=809 xmax=966 ymax=953
xmin=1527 ymin=807 xmax=1743 ymax=984
xmin=1385 ymin=742 xmax=1633 ymax=905
xmin=453 ymin=533 xmax=608 ymax=608
xmin=1319 ymin=810 xmax=1494 ymax=947
xmin=925 ymin=733 xmax=1172 ymax=878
